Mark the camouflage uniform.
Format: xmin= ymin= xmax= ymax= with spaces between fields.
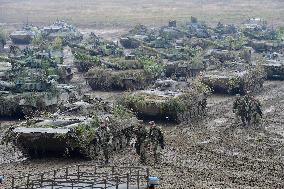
xmin=243 ymin=94 xmax=255 ymax=126
xmin=134 ymin=123 xmax=148 ymax=163
xmin=240 ymin=93 xmax=262 ymax=127
xmin=123 ymin=126 xmax=134 ymax=146
xmin=95 ymin=124 xmax=111 ymax=164
xmin=233 ymin=95 xmax=246 ymax=126
xmin=250 ymin=98 xmax=262 ymax=125
xmin=149 ymin=125 xmax=165 ymax=163
xmin=139 ymin=137 xmax=150 ymax=164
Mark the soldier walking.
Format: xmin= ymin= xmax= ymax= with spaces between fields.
xmin=233 ymin=92 xmax=263 ymax=127
xmin=149 ymin=121 xmax=165 ymax=163
xmin=96 ymin=118 xmax=111 ymax=164
xmin=233 ymin=94 xmax=246 ymax=126
xmin=134 ymin=120 xmax=148 ymax=163
xmin=250 ymin=96 xmax=263 ymax=125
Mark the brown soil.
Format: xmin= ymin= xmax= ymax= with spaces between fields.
xmin=1 ymin=81 xmax=284 ymax=188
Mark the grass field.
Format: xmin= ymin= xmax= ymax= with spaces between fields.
xmin=0 ymin=0 xmax=284 ymax=28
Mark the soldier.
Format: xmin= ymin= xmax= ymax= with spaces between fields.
xmin=139 ymin=136 xmax=151 ymax=164
xmin=250 ymin=96 xmax=263 ymax=126
xmin=95 ymin=118 xmax=111 ymax=164
xmin=233 ymin=94 xmax=246 ymax=126
xmin=134 ymin=120 xmax=148 ymax=163
xmin=149 ymin=121 xmax=165 ymax=163
xmin=123 ymin=126 xmax=134 ymax=146
xmin=243 ymin=91 xmax=255 ymax=126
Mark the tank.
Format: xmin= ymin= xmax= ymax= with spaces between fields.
xmin=164 ymin=60 xmax=204 ymax=79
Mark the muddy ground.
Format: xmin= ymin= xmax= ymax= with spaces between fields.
xmin=0 ymin=79 xmax=284 ymax=188
xmin=0 ymin=31 xmax=284 ymax=189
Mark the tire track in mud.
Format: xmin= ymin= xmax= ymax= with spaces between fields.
xmin=1 ymin=81 xmax=284 ymax=188
xmin=149 ymin=81 xmax=284 ymax=188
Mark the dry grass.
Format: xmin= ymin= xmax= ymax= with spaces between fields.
xmin=0 ymin=0 xmax=284 ymax=28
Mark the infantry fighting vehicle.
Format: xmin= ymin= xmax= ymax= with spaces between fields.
xmin=42 ymin=20 xmax=83 ymax=44
xmin=4 ymin=99 xmax=138 ymax=159
xmin=119 ymin=79 xmax=208 ymax=123
xmin=10 ymin=26 xmax=39 ymax=45
xmin=0 ymin=74 xmax=59 ymax=117
xmin=201 ymin=66 xmax=265 ymax=95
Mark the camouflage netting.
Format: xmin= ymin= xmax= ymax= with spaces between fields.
xmin=102 ymin=57 xmax=144 ymax=70
xmin=119 ymin=80 xmax=209 ymax=123
xmin=263 ymin=61 xmax=284 ymax=80
xmin=73 ymin=52 xmax=101 ymax=72
xmin=2 ymin=104 xmax=138 ymax=159
xmin=0 ymin=95 xmax=20 ymax=117
xmin=164 ymin=60 xmax=204 ymax=78
xmin=201 ymin=66 xmax=265 ymax=94
xmin=86 ymin=68 xmax=152 ymax=91
xmin=0 ymin=92 xmax=58 ymax=117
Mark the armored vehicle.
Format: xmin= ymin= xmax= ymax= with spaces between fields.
xmin=5 ymin=102 xmax=139 ymax=159
xmin=0 ymin=77 xmax=58 ymax=117
xmin=164 ymin=60 xmax=204 ymax=80
xmin=42 ymin=20 xmax=83 ymax=44
xmin=10 ymin=30 xmax=34 ymax=45
xmin=263 ymin=60 xmax=284 ymax=80
xmin=201 ymin=67 xmax=265 ymax=95
xmin=120 ymin=79 xmax=208 ymax=123
xmin=86 ymin=68 xmax=151 ymax=91
xmin=10 ymin=26 xmax=39 ymax=45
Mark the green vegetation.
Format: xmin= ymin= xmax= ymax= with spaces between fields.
xmin=32 ymin=33 xmax=47 ymax=50
xmin=86 ymin=68 xmax=149 ymax=90
xmin=52 ymin=36 xmax=63 ymax=49
xmin=214 ymin=34 xmax=248 ymax=50
xmin=120 ymin=92 xmax=187 ymax=115
xmin=106 ymin=57 xmax=144 ymax=70
xmin=74 ymin=52 xmax=100 ymax=72
xmin=74 ymin=52 xmax=100 ymax=64
xmin=138 ymin=56 xmax=164 ymax=77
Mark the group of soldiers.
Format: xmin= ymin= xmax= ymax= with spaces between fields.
xmin=134 ymin=120 xmax=165 ymax=164
xmin=94 ymin=118 xmax=165 ymax=164
xmin=233 ymin=92 xmax=263 ymax=126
